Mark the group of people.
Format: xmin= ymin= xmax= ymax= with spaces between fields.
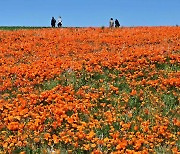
xmin=51 ymin=16 xmax=62 ymax=27
xmin=51 ymin=16 xmax=120 ymax=28
xmin=109 ymin=18 xmax=120 ymax=28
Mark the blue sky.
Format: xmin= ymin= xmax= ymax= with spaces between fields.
xmin=0 ymin=0 xmax=180 ymax=27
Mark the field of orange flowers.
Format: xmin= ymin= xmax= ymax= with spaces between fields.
xmin=0 ymin=26 xmax=180 ymax=153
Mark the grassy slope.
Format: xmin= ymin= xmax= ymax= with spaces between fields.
xmin=0 ymin=27 xmax=179 ymax=153
xmin=0 ymin=26 xmax=48 ymax=30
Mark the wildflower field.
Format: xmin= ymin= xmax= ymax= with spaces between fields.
xmin=0 ymin=26 xmax=180 ymax=153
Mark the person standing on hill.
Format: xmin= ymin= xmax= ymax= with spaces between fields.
xmin=109 ymin=18 xmax=114 ymax=28
xmin=115 ymin=19 xmax=120 ymax=27
xmin=51 ymin=17 xmax=56 ymax=27
xmin=57 ymin=16 xmax=62 ymax=27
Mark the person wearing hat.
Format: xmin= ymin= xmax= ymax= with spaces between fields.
xmin=57 ymin=16 xmax=62 ymax=27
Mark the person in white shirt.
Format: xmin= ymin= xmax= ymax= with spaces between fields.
xmin=109 ymin=18 xmax=114 ymax=28
xmin=57 ymin=16 xmax=62 ymax=27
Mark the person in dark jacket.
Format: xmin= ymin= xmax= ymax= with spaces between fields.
xmin=51 ymin=17 xmax=56 ymax=27
xmin=115 ymin=19 xmax=120 ymax=27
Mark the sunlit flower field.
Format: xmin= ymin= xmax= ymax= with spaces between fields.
xmin=0 ymin=27 xmax=180 ymax=153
